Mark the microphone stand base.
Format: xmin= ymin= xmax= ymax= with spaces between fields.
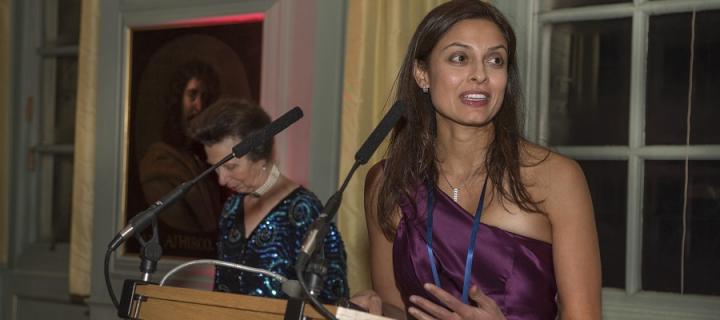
xmin=284 ymin=297 xmax=306 ymax=320
xmin=118 ymin=279 xmax=156 ymax=319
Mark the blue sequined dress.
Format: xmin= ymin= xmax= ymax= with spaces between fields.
xmin=213 ymin=186 xmax=349 ymax=303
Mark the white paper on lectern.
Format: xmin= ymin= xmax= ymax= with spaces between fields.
xmin=335 ymin=307 xmax=394 ymax=320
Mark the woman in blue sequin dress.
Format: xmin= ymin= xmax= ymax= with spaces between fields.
xmin=189 ymin=98 xmax=349 ymax=303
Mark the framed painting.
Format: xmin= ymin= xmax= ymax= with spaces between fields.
xmin=124 ymin=15 xmax=263 ymax=258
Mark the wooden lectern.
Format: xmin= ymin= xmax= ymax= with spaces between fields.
xmin=119 ymin=280 xmax=337 ymax=320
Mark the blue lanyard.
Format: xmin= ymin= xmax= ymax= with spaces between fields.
xmin=425 ymin=175 xmax=489 ymax=304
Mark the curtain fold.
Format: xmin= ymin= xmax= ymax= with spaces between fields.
xmin=338 ymin=0 xmax=446 ymax=294
xmin=69 ymin=0 xmax=99 ymax=297
xmin=0 ymin=0 xmax=10 ymax=265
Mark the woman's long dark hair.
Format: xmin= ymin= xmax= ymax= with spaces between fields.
xmin=377 ymin=0 xmax=544 ymax=239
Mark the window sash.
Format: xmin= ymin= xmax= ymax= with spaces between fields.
xmin=533 ymin=0 xmax=720 ymax=312
xmin=33 ymin=0 xmax=79 ymax=244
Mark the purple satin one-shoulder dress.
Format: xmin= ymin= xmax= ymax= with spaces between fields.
xmin=393 ymin=183 xmax=558 ymax=320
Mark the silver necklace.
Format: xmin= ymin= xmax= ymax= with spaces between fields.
xmin=441 ymin=171 xmax=469 ymax=202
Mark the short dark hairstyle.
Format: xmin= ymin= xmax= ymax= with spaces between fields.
xmin=188 ymin=98 xmax=273 ymax=162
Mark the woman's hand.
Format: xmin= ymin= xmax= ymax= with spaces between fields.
xmin=407 ymin=284 xmax=506 ymax=320
xmin=349 ymin=290 xmax=407 ymax=319
xmin=350 ymin=289 xmax=384 ymax=315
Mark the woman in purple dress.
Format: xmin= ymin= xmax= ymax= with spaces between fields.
xmin=353 ymin=1 xmax=601 ymax=319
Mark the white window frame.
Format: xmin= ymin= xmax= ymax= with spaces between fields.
xmin=36 ymin=0 xmax=78 ymax=243
xmin=515 ymin=0 xmax=720 ymax=318
xmin=6 ymin=0 xmax=82 ymax=317
xmin=14 ymin=0 xmax=78 ymax=260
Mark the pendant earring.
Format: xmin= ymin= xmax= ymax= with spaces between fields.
xmin=422 ymin=86 xmax=429 ymax=94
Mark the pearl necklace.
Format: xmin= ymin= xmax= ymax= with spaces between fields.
xmin=250 ymin=164 xmax=280 ymax=197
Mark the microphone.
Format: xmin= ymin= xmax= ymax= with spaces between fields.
xmin=232 ymin=106 xmax=303 ymax=157
xmin=354 ymin=100 xmax=405 ymax=164
xmin=296 ymin=101 xmax=404 ymax=270
xmin=108 ymin=107 xmax=304 ymax=251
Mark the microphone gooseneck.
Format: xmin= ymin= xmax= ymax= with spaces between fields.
xmin=354 ymin=100 xmax=404 ymax=164
xmin=295 ymin=102 xmax=405 ymax=320
xmin=297 ymin=101 xmax=404 ymax=269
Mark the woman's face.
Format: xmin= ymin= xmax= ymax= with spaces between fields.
xmin=205 ymin=136 xmax=266 ymax=194
xmin=414 ymin=19 xmax=508 ymax=128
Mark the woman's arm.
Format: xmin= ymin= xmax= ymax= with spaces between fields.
xmin=542 ymin=155 xmax=602 ymax=319
xmin=320 ymin=224 xmax=351 ymax=302
xmin=364 ymin=162 xmax=405 ymax=312
xmin=291 ymin=190 xmax=350 ymax=302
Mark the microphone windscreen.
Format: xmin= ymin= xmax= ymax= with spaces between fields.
xmin=232 ymin=106 xmax=304 ymax=157
xmin=355 ymin=101 xmax=404 ymax=164
xmin=267 ymin=106 xmax=304 ymax=137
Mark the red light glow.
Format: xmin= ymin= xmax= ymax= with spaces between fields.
xmin=140 ymin=13 xmax=265 ymax=30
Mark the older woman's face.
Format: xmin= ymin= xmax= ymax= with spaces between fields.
xmin=414 ymin=18 xmax=508 ymax=128
xmin=205 ymin=136 xmax=265 ymax=194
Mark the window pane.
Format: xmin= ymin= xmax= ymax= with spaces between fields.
xmin=55 ymin=57 xmax=77 ymax=144
xmin=541 ymin=0 xmax=631 ymax=11
xmin=44 ymin=0 xmax=81 ymax=46
xmin=578 ymin=160 xmax=627 ymax=289
xmin=51 ymin=155 xmax=74 ymax=243
xmin=548 ymin=19 xmax=631 ymax=145
xmin=643 ymin=161 xmax=720 ymax=295
xmin=646 ymin=10 xmax=720 ymax=145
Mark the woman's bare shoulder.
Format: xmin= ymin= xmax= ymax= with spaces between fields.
xmin=520 ymin=141 xmax=587 ymax=201
xmin=519 ymin=144 xmax=600 ymax=318
xmin=365 ymin=161 xmax=386 ymax=194
xmin=521 ymin=140 xmax=580 ymax=172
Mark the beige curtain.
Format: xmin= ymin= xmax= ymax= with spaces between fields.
xmin=338 ymin=0 xmax=446 ymax=294
xmin=0 ymin=0 xmax=10 ymax=265
xmin=69 ymin=0 xmax=99 ymax=296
